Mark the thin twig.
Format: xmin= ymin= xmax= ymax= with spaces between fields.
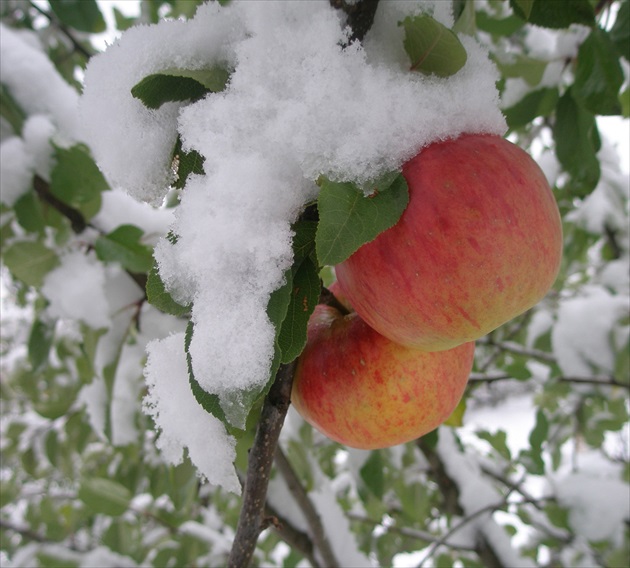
xmin=347 ymin=513 xmax=477 ymax=552
xmin=227 ymin=361 xmax=297 ymax=568
xmin=265 ymin=504 xmax=321 ymax=567
xmin=28 ymin=1 xmax=95 ymax=59
xmin=275 ymin=446 xmax=340 ymax=567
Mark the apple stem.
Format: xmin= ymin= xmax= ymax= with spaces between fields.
xmin=320 ymin=286 xmax=351 ymax=316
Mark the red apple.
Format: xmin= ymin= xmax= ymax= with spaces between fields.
xmin=335 ymin=134 xmax=563 ymax=351
xmin=291 ymin=303 xmax=475 ymax=449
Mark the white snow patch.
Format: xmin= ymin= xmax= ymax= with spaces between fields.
xmin=143 ymin=332 xmax=240 ymax=494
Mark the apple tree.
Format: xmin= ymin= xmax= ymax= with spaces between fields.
xmin=0 ymin=1 xmax=628 ymax=567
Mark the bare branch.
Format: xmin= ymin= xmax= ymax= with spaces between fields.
xmin=227 ymin=360 xmax=297 ymax=568
xmin=275 ymin=446 xmax=340 ymax=567
xmin=265 ymin=504 xmax=322 ymax=567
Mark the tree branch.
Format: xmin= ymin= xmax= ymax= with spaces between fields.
xmin=275 ymin=446 xmax=340 ymax=567
xmin=264 ymin=503 xmax=322 ymax=568
xmin=33 ymin=174 xmax=87 ymax=233
xmin=227 ymin=360 xmax=297 ymax=568
xmin=27 ymin=1 xmax=95 ymax=60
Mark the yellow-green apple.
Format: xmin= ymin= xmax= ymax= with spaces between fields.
xmin=335 ymin=134 xmax=563 ymax=351
xmin=291 ymin=301 xmax=475 ymax=449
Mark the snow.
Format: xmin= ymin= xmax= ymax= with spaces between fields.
xmin=21 ymin=115 xmax=56 ymax=181
xmin=143 ymin=332 xmax=240 ymax=493
xmin=0 ymin=24 xmax=79 ymax=142
xmin=92 ymin=188 xmax=174 ymax=243
xmin=41 ymin=251 xmax=111 ymax=329
xmin=0 ymin=136 xmax=33 ymax=206
xmin=552 ymin=285 xmax=629 ymax=377
xmin=436 ymin=428 xmax=537 ymax=568
xmin=79 ymin=0 xmax=505 ymax=489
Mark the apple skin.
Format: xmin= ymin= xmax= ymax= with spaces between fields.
xmin=291 ymin=304 xmax=475 ymax=450
xmin=335 ymin=134 xmax=563 ymax=352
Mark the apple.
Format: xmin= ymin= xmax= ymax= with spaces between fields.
xmin=335 ymin=134 xmax=563 ymax=351
xmin=291 ymin=302 xmax=475 ymax=450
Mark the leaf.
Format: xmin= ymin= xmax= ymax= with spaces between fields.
xmin=28 ymin=318 xmax=55 ymax=371
xmin=112 ymin=6 xmax=136 ymax=31
xmin=146 ymin=264 xmax=191 ymax=316
xmin=94 ymin=224 xmax=154 ymax=273
xmin=172 ymin=136 xmax=205 ymax=189
xmin=573 ymin=28 xmax=624 ymax=116
xmin=278 ymin=256 xmax=321 ymax=363
xmin=48 ymin=0 xmax=106 ymax=33
xmin=511 ymin=0 xmax=534 ymax=19
xmin=316 ymin=173 xmax=408 ymax=266
xmin=400 ymin=14 xmax=468 ymax=77
xmin=452 ymin=0 xmax=476 ymax=36
xmin=553 ymin=90 xmax=601 ymax=196
xmin=511 ymin=0 xmax=595 ymax=28
xmin=609 ymin=0 xmax=630 ymax=61
xmin=14 ymin=192 xmax=46 ymax=234
xmin=621 ymin=87 xmax=630 ymax=118
xmin=0 ymin=83 xmax=26 ymax=135
xmin=529 ymin=409 xmax=549 ymax=451
xmin=3 ymin=241 xmax=59 ymax=287
xmin=360 ymin=450 xmax=385 ymax=499
xmin=131 ymin=67 xmax=230 ymax=109
xmin=477 ymin=430 xmax=512 ymax=461
xmin=184 ymin=321 xmax=233 ymax=431
xmin=443 ymin=397 xmax=467 ymax=427
xmin=504 ymin=88 xmax=559 ymax=130
xmin=476 ymin=12 xmax=524 ymax=37
xmin=50 ymin=144 xmax=109 ymax=220
xmin=496 ymin=55 xmax=548 ymax=86
xmin=78 ymin=477 xmax=131 ymax=516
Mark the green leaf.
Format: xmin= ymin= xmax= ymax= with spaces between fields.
xmin=146 ymin=264 xmax=191 ymax=316
xmin=112 ymin=6 xmax=136 ymax=31
xmin=609 ymin=0 xmax=630 ymax=60
xmin=476 ymin=12 xmax=524 ymax=37
xmin=3 ymin=241 xmax=60 ymax=287
xmin=278 ymin=256 xmax=321 ymax=363
xmin=621 ymin=87 xmax=630 ymax=117
xmin=400 ymin=15 xmax=468 ymax=77
xmin=0 ymin=83 xmax=26 ymax=135
xmin=14 ymin=192 xmax=45 ymax=234
xmin=496 ymin=55 xmax=548 ymax=86
xmin=78 ymin=477 xmax=132 ymax=516
xmin=50 ymin=144 xmax=109 ymax=220
xmin=511 ymin=0 xmax=595 ymax=28
xmin=573 ymin=28 xmax=624 ymax=116
xmin=131 ymin=67 xmax=230 ymax=109
xmin=360 ymin=450 xmax=385 ymax=499
xmin=544 ymin=502 xmax=570 ymax=530
xmin=614 ymin=336 xmax=630 ymax=385
xmin=553 ymin=90 xmax=601 ymax=196
xmin=452 ymin=0 xmax=476 ymax=36
xmin=529 ymin=409 xmax=549 ymax=451
xmin=443 ymin=397 xmax=467 ymax=427
xmin=28 ymin=318 xmax=55 ymax=371
xmin=172 ymin=136 xmax=205 ymax=189
xmin=184 ymin=321 xmax=233 ymax=431
xmin=504 ymin=87 xmax=559 ymax=129
xmin=94 ymin=224 xmax=154 ymax=273
xmin=477 ymin=430 xmax=512 ymax=461
xmin=49 ymin=0 xmax=106 ymax=33
xmin=511 ymin=0 xmax=534 ymax=19
xmin=316 ymin=173 xmax=408 ymax=266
